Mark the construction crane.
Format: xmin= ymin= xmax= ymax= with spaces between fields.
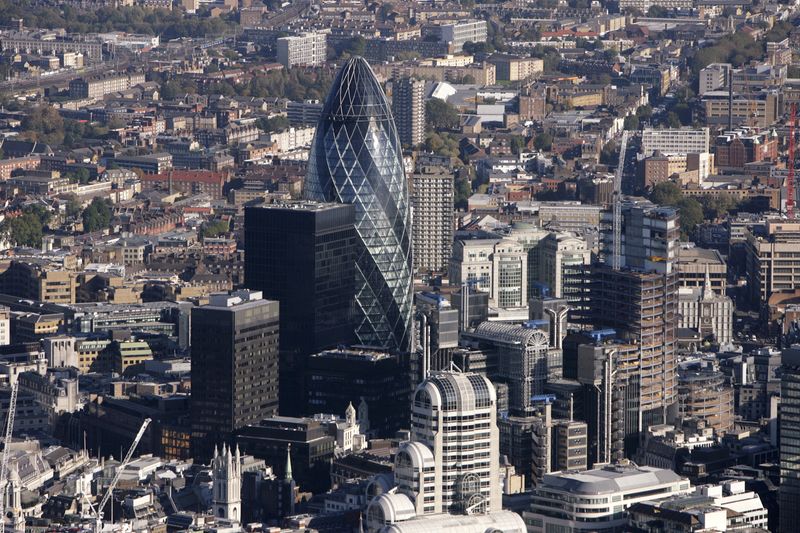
xmin=612 ymin=130 xmax=630 ymax=271
xmin=788 ymin=103 xmax=796 ymax=219
xmin=86 ymin=418 xmax=151 ymax=533
xmin=0 ymin=382 xmax=18 ymax=533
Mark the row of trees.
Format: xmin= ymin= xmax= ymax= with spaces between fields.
xmin=0 ymin=197 xmax=114 ymax=248
xmin=649 ymin=181 xmax=756 ymax=238
xmin=0 ymin=1 xmax=235 ymax=39
xmin=166 ymin=68 xmax=335 ymax=102
xmin=18 ymin=107 xmax=120 ymax=148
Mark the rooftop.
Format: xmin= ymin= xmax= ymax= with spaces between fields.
xmin=539 ymin=464 xmax=686 ymax=496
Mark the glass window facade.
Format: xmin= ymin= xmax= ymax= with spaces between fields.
xmin=304 ymin=57 xmax=413 ymax=352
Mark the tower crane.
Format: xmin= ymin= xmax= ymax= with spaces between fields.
xmin=788 ymin=103 xmax=796 ymax=219
xmin=84 ymin=418 xmax=151 ymax=533
xmin=0 ymin=382 xmax=18 ymax=533
xmin=612 ymin=130 xmax=630 ymax=270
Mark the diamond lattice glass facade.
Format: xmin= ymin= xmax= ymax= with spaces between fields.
xmin=304 ymin=57 xmax=413 ymax=352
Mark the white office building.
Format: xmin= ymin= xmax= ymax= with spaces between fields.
xmin=699 ymin=63 xmax=731 ymax=95
xmin=366 ymin=372 xmax=523 ymax=533
xmin=438 ymin=21 xmax=488 ymax=48
xmin=524 ymin=463 xmax=692 ymax=533
xmin=642 ymin=127 xmax=711 ymax=156
xmin=277 ymin=32 xmax=327 ymax=68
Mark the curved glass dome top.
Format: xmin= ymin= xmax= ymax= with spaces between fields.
xmin=304 ymin=57 xmax=413 ymax=352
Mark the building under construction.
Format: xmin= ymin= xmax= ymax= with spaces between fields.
xmin=590 ymin=268 xmax=679 ymax=447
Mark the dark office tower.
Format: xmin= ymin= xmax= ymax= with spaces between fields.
xmin=190 ymin=290 xmax=279 ymax=464
xmin=244 ymin=201 xmax=355 ymax=353
xmin=244 ymin=202 xmax=356 ymax=416
xmin=304 ymin=56 xmax=413 ymax=353
xmin=780 ymin=347 xmax=800 ymax=533
xmin=304 ymin=347 xmax=410 ymax=437
xmin=392 ymin=77 xmax=425 ymax=147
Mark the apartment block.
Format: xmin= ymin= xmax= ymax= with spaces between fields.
xmin=68 ymin=72 xmax=146 ymax=99
xmin=411 ymin=166 xmax=453 ymax=273
xmin=392 ymin=77 xmax=425 ymax=147
xmin=276 ymin=32 xmax=327 ymax=69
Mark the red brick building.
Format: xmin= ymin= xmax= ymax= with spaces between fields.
xmin=141 ymin=170 xmax=228 ymax=198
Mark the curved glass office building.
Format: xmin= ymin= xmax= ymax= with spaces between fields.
xmin=304 ymin=57 xmax=413 ymax=352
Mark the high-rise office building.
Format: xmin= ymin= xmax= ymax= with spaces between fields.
xmin=411 ymin=165 xmax=453 ymax=273
xmin=414 ymin=291 xmax=459 ymax=381
xmin=780 ymin=347 xmax=800 ymax=533
xmin=388 ymin=371 xmax=501 ymax=515
xmin=304 ymin=56 xmax=413 ymax=352
xmin=364 ymin=372 xmax=525 ymax=532
xmin=592 ymin=202 xmax=680 ymax=451
xmin=591 ymin=267 xmax=678 ymax=433
xmin=463 ymin=322 xmax=555 ymax=416
xmin=244 ymin=202 xmax=355 ymax=355
xmin=537 ymin=232 xmax=591 ymax=323
xmin=244 ymin=201 xmax=356 ymax=416
xmin=304 ymin=347 xmax=409 ymax=437
xmin=191 ymin=290 xmax=280 ymax=463
xmin=393 ymin=77 xmax=425 ymax=147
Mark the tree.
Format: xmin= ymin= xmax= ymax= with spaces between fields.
xmin=1 ymin=212 xmax=43 ymax=247
xmin=65 ymin=194 xmax=82 ymax=219
xmin=650 ymin=181 xmax=681 ymax=205
xmin=21 ymin=105 xmax=65 ymax=145
xmin=424 ymin=132 xmax=459 ymax=158
xmin=603 ymin=49 xmax=618 ymax=63
xmin=82 ymin=197 xmax=112 ymax=233
xmin=647 ymin=5 xmax=668 ymax=16
xmin=201 ymin=219 xmax=230 ymax=238
xmin=677 ymin=197 xmax=703 ymax=237
xmin=533 ymin=132 xmax=553 ymax=151
xmin=636 ymin=105 xmax=653 ymax=120
xmin=623 ymin=115 xmax=640 ymax=131
xmin=600 ymin=140 xmax=618 ymax=165
xmin=454 ymin=175 xmax=472 ymax=210
xmin=510 ymin=136 xmax=526 ymax=155
xmin=257 ymin=115 xmax=290 ymax=133
xmin=702 ymin=195 xmax=738 ymax=220
xmin=666 ymin=112 xmax=682 ymax=128
xmin=66 ymin=168 xmax=92 ymax=185
xmin=425 ymin=99 xmax=460 ymax=131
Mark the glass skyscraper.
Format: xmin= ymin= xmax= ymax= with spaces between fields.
xmin=304 ymin=56 xmax=413 ymax=352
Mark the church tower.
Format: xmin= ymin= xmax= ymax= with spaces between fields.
xmin=212 ymin=444 xmax=242 ymax=523
xmin=9 ymin=464 xmax=23 ymax=531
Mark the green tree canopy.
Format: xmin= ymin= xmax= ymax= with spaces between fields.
xmin=533 ymin=132 xmax=553 ymax=151
xmin=649 ymin=181 xmax=703 ymax=238
xmin=2 ymin=212 xmax=43 ymax=247
xmin=623 ymin=115 xmax=640 ymax=131
xmin=21 ymin=106 xmax=65 ymax=145
xmin=64 ymin=194 xmax=82 ymax=219
xmin=82 ymin=197 xmax=112 ymax=233
xmin=425 ymin=99 xmax=460 ymax=131
xmin=201 ymin=219 xmax=231 ymax=238
xmin=677 ymin=197 xmax=703 ymax=237
xmin=258 ymin=115 xmax=290 ymax=133
xmin=650 ymin=181 xmax=682 ymax=205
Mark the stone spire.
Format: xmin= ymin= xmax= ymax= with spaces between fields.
xmin=285 ymin=443 xmax=293 ymax=482
xmin=702 ymin=264 xmax=715 ymax=300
